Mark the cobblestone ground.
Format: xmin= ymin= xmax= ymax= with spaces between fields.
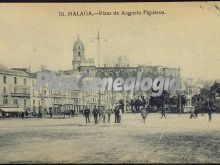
xmin=0 ymin=113 xmax=220 ymax=163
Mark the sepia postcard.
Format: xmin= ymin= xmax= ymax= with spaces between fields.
xmin=0 ymin=2 xmax=220 ymax=164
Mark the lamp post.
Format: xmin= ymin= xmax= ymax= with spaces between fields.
xmin=179 ymin=93 xmax=181 ymax=116
xmin=97 ymin=31 xmax=101 ymax=109
xmin=91 ymin=31 xmax=107 ymax=109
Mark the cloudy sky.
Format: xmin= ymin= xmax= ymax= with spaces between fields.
xmin=0 ymin=2 xmax=220 ymax=80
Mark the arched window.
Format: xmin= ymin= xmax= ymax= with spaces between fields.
xmin=14 ymin=99 xmax=18 ymax=105
xmin=3 ymin=98 xmax=8 ymax=105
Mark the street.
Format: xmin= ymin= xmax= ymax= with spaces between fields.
xmin=0 ymin=113 xmax=220 ymax=163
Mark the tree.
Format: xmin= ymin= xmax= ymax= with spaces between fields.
xmin=170 ymin=95 xmax=178 ymax=105
xmin=149 ymin=91 xmax=170 ymax=109
xmin=180 ymin=94 xmax=187 ymax=107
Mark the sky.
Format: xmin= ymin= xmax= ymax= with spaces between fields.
xmin=0 ymin=2 xmax=220 ymax=80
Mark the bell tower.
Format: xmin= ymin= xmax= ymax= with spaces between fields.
xmin=72 ymin=35 xmax=85 ymax=70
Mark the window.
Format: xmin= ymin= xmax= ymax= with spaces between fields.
xmin=78 ymin=51 xmax=80 ymax=56
xmin=33 ymin=100 xmax=35 ymax=106
xmin=14 ymin=87 xmax=17 ymax=93
xmin=23 ymin=88 xmax=27 ymax=94
xmin=3 ymin=75 xmax=6 ymax=83
xmin=24 ymin=99 xmax=26 ymax=107
xmin=14 ymin=77 xmax=17 ymax=84
xmin=3 ymin=87 xmax=6 ymax=94
xmin=14 ymin=99 xmax=18 ymax=105
xmin=24 ymin=78 xmax=27 ymax=85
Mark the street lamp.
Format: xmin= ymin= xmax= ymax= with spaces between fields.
xmin=91 ymin=31 xmax=107 ymax=109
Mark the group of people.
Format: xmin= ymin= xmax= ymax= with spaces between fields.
xmin=83 ymin=104 xmax=123 ymax=124
xmin=140 ymin=106 xmax=166 ymax=123
xmin=21 ymin=110 xmax=29 ymax=119
xmin=1 ymin=104 xmax=215 ymax=123
xmin=0 ymin=110 xmax=29 ymax=119
xmin=84 ymin=105 xmax=168 ymax=125
xmin=189 ymin=106 xmax=213 ymax=122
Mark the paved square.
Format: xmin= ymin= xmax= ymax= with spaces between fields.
xmin=0 ymin=113 xmax=220 ymax=163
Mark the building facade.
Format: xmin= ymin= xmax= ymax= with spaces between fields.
xmin=0 ymin=65 xmax=31 ymax=111
xmin=0 ymin=35 xmax=181 ymax=115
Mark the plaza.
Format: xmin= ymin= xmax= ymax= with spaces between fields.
xmin=1 ymin=2 xmax=220 ymax=164
xmin=0 ymin=113 xmax=219 ymax=163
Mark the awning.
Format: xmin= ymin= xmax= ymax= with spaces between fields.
xmin=0 ymin=108 xmax=24 ymax=112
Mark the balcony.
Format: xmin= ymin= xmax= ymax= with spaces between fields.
xmin=11 ymin=87 xmax=30 ymax=98
xmin=11 ymin=92 xmax=30 ymax=98
xmin=2 ymin=93 xmax=9 ymax=97
xmin=51 ymin=94 xmax=66 ymax=98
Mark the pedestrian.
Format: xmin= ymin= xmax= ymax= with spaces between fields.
xmin=2 ymin=110 xmax=5 ymax=119
xmin=98 ymin=106 xmax=103 ymax=121
xmin=114 ymin=106 xmax=117 ymax=123
xmin=161 ymin=107 xmax=167 ymax=119
xmin=208 ymin=106 xmax=213 ymax=122
xmin=93 ymin=105 xmax=99 ymax=124
xmin=21 ymin=112 xmax=24 ymax=119
xmin=102 ymin=107 xmax=107 ymax=123
xmin=195 ymin=109 xmax=198 ymax=118
xmin=25 ymin=110 xmax=29 ymax=118
xmin=32 ymin=109 xmax=36 ymax=118
xmin=107 ymin=107 xmax=112 ymax=124
xmin=73 ymin=109 xmax=75 ymax=117
xmin=118 ymin=108 xmax=122 ymax=123
xmin=84 ymin=106 xmax=90 ymax=124
xmin=190 ymin=109 xmax=195 ymax=119
xmin=141 ymin=107 xmax=147 ymax=123
xmin=49 ymin=107 xmax=53 ymax=118
xmin=114 ymin=105 xmax=119 ymax=123
xmin=153 ymin=106 xmax=157 ymax=112
xmin=38 ymin=107 xmax=42 ymax=118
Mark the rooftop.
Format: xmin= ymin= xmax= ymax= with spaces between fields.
xmin=0 ymin=64 xmax=30 ymax=77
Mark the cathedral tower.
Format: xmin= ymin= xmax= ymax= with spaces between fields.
xmin=72 ymin=35 xmax=85 ymax=70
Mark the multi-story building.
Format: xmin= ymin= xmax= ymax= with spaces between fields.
xmin=0 ymin=65 xmax=31 ymax=112
xmin=0 ymin=35 xmax=181 ymax=116
xmin=70 ymin=36 xmax=181 ymax=111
